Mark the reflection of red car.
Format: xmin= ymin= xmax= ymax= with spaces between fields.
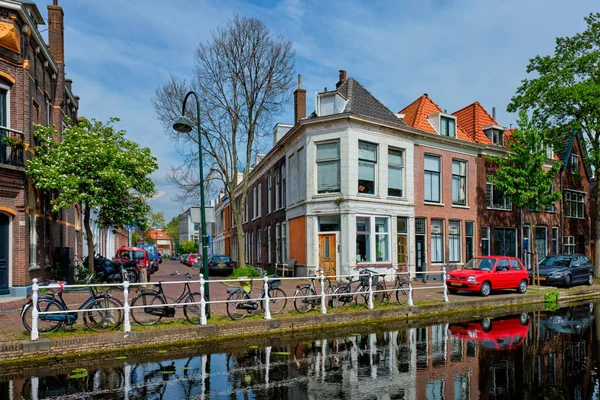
xmin=449 ymin=313 xmax=530 ymax=350
xmin=446 ymin=256 xmax=530 ymax=296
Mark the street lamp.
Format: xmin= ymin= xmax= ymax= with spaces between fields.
xmin=173 ymin=91 xmax=210 ymax=317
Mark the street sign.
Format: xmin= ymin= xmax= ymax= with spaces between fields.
xmin=125 ymin=225 xmax=134 ymax=231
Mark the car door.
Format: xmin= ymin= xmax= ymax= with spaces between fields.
xmin=509 ymin=259 xmax=526 ymax=286
xmin=570 ymin=256 xmax=584 ymax=283
xmin=495 ymin=258 xmax=512 ymax=289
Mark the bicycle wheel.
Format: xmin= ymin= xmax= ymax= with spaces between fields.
xmin=265 ymin=288 xmax=287 ymax=314
xmin=183 ymin=292 xmax=209 ymax=324
xmin=371 ymin=282 xmax=386 ymax=305
xmin=21 ymin=297 xmax=65 ymax=333
xmin=354 ymin=285 xmax=370 ymax=305
xmin=226 ymin=290 xmax=250 ymax=320
xmin=331 ymin=285 xmax=351 ymax=308
xmin=83 ymin=296 xmax=123 ymax=331
xmin=126 ymin=269 xmax=139 ymax=283
xmin=131 ymin=292 xmax=165 ymax=325
xmin=294 ymin=286 xmax=316 ymax=313
xmin=395 ymin=282 xmax=408 ymax=304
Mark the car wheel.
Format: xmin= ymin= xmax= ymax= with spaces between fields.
xmin=517 ymin=279 xmax=528 ymax=294
xmin=519 ymin=312 xmax=529 ymax=325
xmin=481 ymin=318 xmax=492 ymax=332
xmin=588 ymin=272 xmax=594 ymax=286
xmin=565 ymin=275 xmax=572 ymax=288
xmin=480 ymin=282 xmax=491 ymax=297
xmin=448 ymin=288 xmax=459 ymax=295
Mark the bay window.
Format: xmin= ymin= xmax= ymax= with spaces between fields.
xmin=316 ymin=141 xmax=341 ymax=193
xmin=358 ymin=141 xmax=377 ymax=194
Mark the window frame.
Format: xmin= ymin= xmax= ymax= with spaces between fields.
xmin=424 ymin=154 xmax=441 ymax=203
xmin=452 ymin=159 xmax=467 ymax=206
xmin=449 ymin=220 xmax=461 ymax=263
xmin=387 ymin=147 xmax=404 ymax=198
xmin=281 ymin=164 xmax=286 ymax=208
xmin=257 ymin=183 xmax=262 ymax=218
xmin=486 ymin=175 xmax=512 ymax=210
xmin=316 ymin=140 xmax=341 ymax=194
xmin=430 ymin=219 xmax=444 ymax=264
xmin=481 ymin=226 xmax=490 ymax=256
xmin=358 ymin=141 xmax=378 ymax=195
xmin=571 ymin=154 xmax=579 ymax=173
xmin=355 ymin=215 xmax=391 ymax=264
xmin=565 ymin=190 xmax=585 ymax=219
xmin=440 ymin=115 xmax=456 ymax=138
xmin=268 ymin=175 xmax=272 ymax=214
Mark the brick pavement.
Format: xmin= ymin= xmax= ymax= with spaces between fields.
xmin=0 ymin=259 xmax=546 ymax=342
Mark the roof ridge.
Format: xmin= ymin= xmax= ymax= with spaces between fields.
xmin=342 ymin=77 xmax=404 ymax=125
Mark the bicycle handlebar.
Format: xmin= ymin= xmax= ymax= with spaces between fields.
xmin=170 ymin=271 xmax=194 ymax=280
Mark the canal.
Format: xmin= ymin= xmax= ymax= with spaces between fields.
xmin=2 ymin=302 xmax=599 ymax=399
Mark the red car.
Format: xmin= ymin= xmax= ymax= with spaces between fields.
xmin=449 ymin=313 xmax=530 ymax=351
xmin=446 ymin=256 xmax=529 ymax=296
xmin=115 ymin=246 xmax=150 ymax=273
xmin=187 ymin=253 xmax=200 ymax=267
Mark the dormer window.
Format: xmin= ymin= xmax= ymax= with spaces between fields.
xmin=483 ymin=125 xmax=505 ymax=146
xmin=440 ymin=116 xmax=456 ymax=138
xmin=315 ymin=91 xmax=347 ymax=117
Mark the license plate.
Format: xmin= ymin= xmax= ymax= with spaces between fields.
xmin=218 ymin=263 xmax=226 ymax=267
xmin=537 ymin=277 xmax=546 ymax=281
xmin=450 ymin=282 xmax=461 ymax=286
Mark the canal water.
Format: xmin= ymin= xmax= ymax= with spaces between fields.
xmin=2 ymin=302 xmax=599 ymax=399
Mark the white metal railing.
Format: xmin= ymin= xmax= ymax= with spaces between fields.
xmin=28 ymin=267 xmax=449 ymax=340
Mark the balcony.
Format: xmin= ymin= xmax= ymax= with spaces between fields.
xmin=0 ymin=128 xmax=25 ymax=167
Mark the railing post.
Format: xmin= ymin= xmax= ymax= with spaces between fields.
xmin=320 ymin=274 xmax=327 ymax=314
xmin=122 ymin=280 xmax=131 ymax=333
xmin=200 ymin=276 xmax=207 ymax=325
xmin=442 ymin=267 xmax=449 ymax=303
xmin=31 ymin=278 xmax=39 ymax=341
xmin=368 ymin=274 xmax=374 ymax=310
xmin=263 ymin=275 xmax=271 ymax=320
xmin=407 ymin=272 xmax=414 ymax=307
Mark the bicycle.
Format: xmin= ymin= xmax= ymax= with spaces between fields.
xmin=225 ymin=268 xmax=287 ymax=320
xmin=293 ymin=268 xmax=337 ymax=313
xmin=21 ymin=277 xmax=124 ymax=333
xmin=375 ymin=268 xmax=411 ymax=304
xmin=330 ymin=268 xmax=374 ymax=308
xmin=130 ymin=271 xmax=207 ymax=325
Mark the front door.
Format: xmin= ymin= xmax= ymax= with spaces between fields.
xmin=0 ymin=213 xmax=9 ymax=295
xmin=397 ymin=234 xmax=407 ymax=271
xmin=318 ymin=234 xmax=336 ymax=277
xmin=416 ymin=235 xmax=425 ymax=273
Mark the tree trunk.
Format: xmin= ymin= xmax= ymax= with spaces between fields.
xmin=233 ymin=200 xmax=246 ymax=269
xmin=531 ymin=223 xmax=538 ymax=285
xmin=83 ymin=203 xmax=95 ymax=274
xmin=518 ymin=207 xmax=523 ymax=263
xmin=595 ymin=175 xmax=600 ymax=277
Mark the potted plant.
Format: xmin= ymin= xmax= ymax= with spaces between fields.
xmin=1 ymin=136 xmax=25 ymax=148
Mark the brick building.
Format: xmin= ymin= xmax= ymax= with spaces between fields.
xmin=0 ymin=0 xmax=79 ymax=296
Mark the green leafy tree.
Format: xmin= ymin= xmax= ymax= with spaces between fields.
xmin=148 ymin=210 xmax=166 ymax=230
xmin=181 ymin=240 xmax=198 ymax=254
xmin=508 ymin=12 xmax=600 ymax=270
xmin=488 ymin=113 xmax=562 ymax=282
xmin=26 ymin=118 xmax=158 ymax=272
xmin=165 ymin=215 xmax=180 ymax=248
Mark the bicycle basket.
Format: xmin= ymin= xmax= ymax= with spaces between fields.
xmin=268 ymin=274 xmax=282 ymax=289
xmin=359 ymin=270 xmax=379 ymax=285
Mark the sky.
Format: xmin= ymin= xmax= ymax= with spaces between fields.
xmin=33 ymin=0 xmax=598 ymax=222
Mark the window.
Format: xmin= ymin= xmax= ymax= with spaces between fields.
xmin=571 ymin=154 xmax=579 ymax=173
xmin=46 ymin=98 xmax=51 ymax=125
xmin=388 ymin=148 xmax=404 ymax=197
xmin=547 ymin=185 xmax=556 ymax=212
xmin=449 ymin=221 xmax=461 ymax=263
xmin=552 ymin=227 xmax=559 ymax=255
xmin=487 ymin=129 xmax=503 ymax=145
xmin=431 ymin=219 xmax=444 ymax=263
xmin=493 ymin=228 xmax=516 ymax=257
xmin=276 ymin=223 xmax=281 ymax=263
xmin=282 ymin=222 xmax=287 ymax=261
xmin=257 ymin=183 xmax=262 ymax=217
xmin=426 ymin=379 xmax=444 ymax=400
xmin=252 ymin=187 xmax=257 ymax=219
xmin=432 ymin=324 xmax=446 ymax=366
xmin=244 ymin=199 xmax=248 ymax=223
xmin=424 ymin=155 xmax=441 ymax=203
xmin=454 ymin=373 xmax=470 ymax=400
xmin=257 ymin=230 xmax=261 ymax=263
xmin=535 ymin=227 xmax=547 ymax=259
xmin=0 ymin=88 xmax=7 ymax=127
xmin=358 ymin=141 xmax=377 ymax=194
xmin=465 ymin=221 xmax=474 ymax=261
xmin=316 ymin=141 xmax=341 ymax=193
xmin=268 ymin=227 xmax=272 ymax=263
xmin=268 ymin=175 xmax=272 ymax=213
xmin=275 ymin=169 xmax=280 ymax=209
xmin=440 ymin=115 xmax=456 ymax=137
xmin=486 ymin=175 xmax=511 ymax=210
xmin=565 ymin=191 xmax=585 ymax=218
xmin=564 ymin=236 xmax=575 ymax=254
xmin=356 ymin=216 xmax=391 ymax=263
xmin=281 ymin=164 xmax=286 ymax=207
xmin=481 ymin=227 xmax=490 ymax=256
xmin=319 ymin=215 xmax=340 ymax=232
xmin=452 ymin=160 xmax=467 ymax=206
xmin=32 ymin=100 xmax=39 ymax=126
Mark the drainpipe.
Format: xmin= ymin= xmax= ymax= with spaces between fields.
xmin=559 ymin=173 xmax=563 ymax=254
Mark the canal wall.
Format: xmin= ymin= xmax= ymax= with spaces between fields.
xmin=2 ymin=287 xmax=600 ymax=364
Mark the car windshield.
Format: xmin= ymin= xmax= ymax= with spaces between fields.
xmin=211 ymin=256 xmax=230 ymax=263
xmin=118 ymin=250 xmax=145 ymax=260
xmin=539 ymin=256 xmax=572 ymax=267
xmin=462 ymin=258 xmax=495 ymax=271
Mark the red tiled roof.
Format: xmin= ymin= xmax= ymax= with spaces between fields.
xmin=147 ymin=229 xmax=172 ymax=240
xmin=452 ymin=102 xmax=495 ymax=145
xmin=399 ymin=94 xmax=474 ymax=142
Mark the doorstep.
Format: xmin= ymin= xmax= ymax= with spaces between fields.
xmin=0 ymin=295 xmax=26 ymax=311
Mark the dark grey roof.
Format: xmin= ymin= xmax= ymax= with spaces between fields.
xmin=309 ymin=77 xmax=405 ymax=126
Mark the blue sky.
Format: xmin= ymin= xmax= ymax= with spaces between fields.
xmin=34 ymin=0 xmax=597 ymax=222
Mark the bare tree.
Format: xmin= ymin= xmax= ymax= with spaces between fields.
xmin=153 ymin=15 xmax=295 ymax=268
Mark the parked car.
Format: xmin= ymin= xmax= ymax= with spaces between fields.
xmin=136 ymin=243 xmax=160 ymax=274
xmin=449 ymin=313 xmax=530 ymax=350
xmin=446 ymin=256 xmax=529 ymax=297
xmin=115 ymin=246 xmax=151 ymax=275
xmin=170 ymin=254 xmax=178 ymax=261
xmin=207 ymin=255 xmax=234 ymax=276
xmin=187 ymin=253 xmax=200 ymax=267
xmin=179 ymin=254 xmax=187 ymax=263
xmin=535 ymin=254 xmax=594 ymax=288
xmin=540 ymin=303 xmax=594 ymax=335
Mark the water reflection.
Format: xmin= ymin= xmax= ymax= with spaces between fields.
xmin=3 ymin=303 xmax=598 ymax=399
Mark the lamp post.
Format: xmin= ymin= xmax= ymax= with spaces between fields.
xmin=173 ymin=91 xmax=210 ymax=317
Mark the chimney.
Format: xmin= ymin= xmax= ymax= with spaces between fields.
xmin=492 ymin=107 xmax=496 ymax=120
xmin=293 ymin=74 xmax=306 ymax=123
xmin=47 ymin=1 xmax=64 ymax=64
xmin=336 ymin=70 xmax=346 ymax=88
xmin=65 ymin=78 xmax=72 ymax=92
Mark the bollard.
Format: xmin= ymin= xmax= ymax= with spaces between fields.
xmin=122 ymin=280 xmax=131 ymax=333
xmin=31 ymin=278 xmax=39 ymax=341
xmin=368 ymin=274 xmax=374 ymax=310
xmin=200 ymin=276 xmax=207 ymax=325
xmin=263 ymin=275 xmax=271 ymax=320
xmin=407 ymin=273 xmax=414 ymax=307
xmin=320 ymin=274 xmax=327 ymax=314
xmin=442 ymin=267 xmax=449 ymax=303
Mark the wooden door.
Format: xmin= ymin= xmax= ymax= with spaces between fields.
xmin=397 ymin=235 xmax=407 ymax=271
xmin=319 ymin=234 xmax=336 ymax=277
